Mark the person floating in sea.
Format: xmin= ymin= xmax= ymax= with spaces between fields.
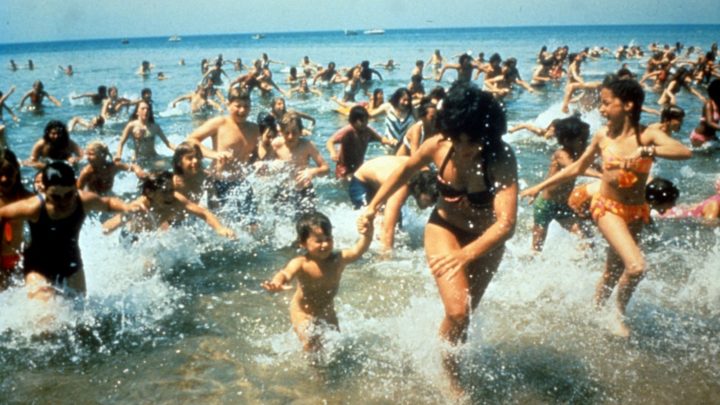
xmin=71 ymin=85 xmax=107 ymax=106
xmin=261 ymin=211 xmax=373 ymax=352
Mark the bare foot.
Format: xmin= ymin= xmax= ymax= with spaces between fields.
xmin=609 ymin=310 xmax=630 ymax=338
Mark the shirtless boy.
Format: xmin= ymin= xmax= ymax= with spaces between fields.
xmin=262 ymin=211 xmax=372 ymax=351
xmin=186 ymin=90 xmax=260 ymax=212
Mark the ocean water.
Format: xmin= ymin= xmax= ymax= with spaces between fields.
xmin=0 ymin=25 xmax=719 ymax=404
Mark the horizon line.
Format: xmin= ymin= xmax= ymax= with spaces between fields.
xmin=2 ymin=22 xmax=718 ymax=47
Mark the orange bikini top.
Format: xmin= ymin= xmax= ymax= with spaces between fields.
xmin=603 ymin=153 xmax=653 ymax=188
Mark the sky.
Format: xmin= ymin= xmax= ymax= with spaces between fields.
xmin=2 ymin=0 xmax=719 ymax=44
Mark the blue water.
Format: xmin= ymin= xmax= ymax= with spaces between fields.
xmin=1 ymin=25 xmax=719 ymax=403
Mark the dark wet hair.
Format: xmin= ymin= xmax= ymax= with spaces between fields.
xmin=616 ymin=67 xmax=635 ymax=80
xmin=0 ymin=148 xmax=27 ymax=196
xmin=602 ymin=75 xmax=644 ymax=125
xmin=661 ymin=105 xmax=685 ymax=122
xmin=428 ymin=86 xmax=446 ymax=102
xmin=227 ymin=88 xmax=251 ymax=104
xmin=708 ymin=79 xmax=720 ymax=106
xmin=98 ymin=86 xmax=107 ymax=97
xmin=408 ymin=170 xmax=438 ymax=205
xmin=349 ymin=105 xmax=369 ymax=124
xmin=417 ymin=96 xmax=436 ymax=118
xmin=43 ymin=120 xmax=70 ymax=149
xmin=41 ymin=160 xmax=76 ymax=188
xmin=172 ymin=142 xmax=203 ymax=175
xmin=129 ymin=100 xmax=155 ymax=124
xmin=645 ymin=177 xmax=679 ymax=207
xmin=436 ymin=82 xmax=506 ymax=145
xmin=458 ymin=54 xmax=472 ymax=66
xmin=296 ymin=211 xmax=332 ymax=243
xmin=389 ymin=88 xmax=411 ymax=109
xmin=489 ymin=53 xmax=502 ymax=65
xmin=279 ymin=112 xmax=303 ymax=133
xmin=257 ymin=112 xmax=277 ymax=134
xmin=371 ymin=88 xmax=384 ymax=106
xmin=554 ymin=115 xmax=590 ymax=159
xmin=141 ymin=171 xmax=174 ymax=196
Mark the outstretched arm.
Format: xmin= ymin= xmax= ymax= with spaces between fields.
xmin=261 ymin=257 xmax=302 ymax=292
xmin=115 ymin=123 xmax=133 ymax=160
xmin=45 ymin=92 xmax=62 ymax=107
xmin=520 ymin=133 xmax=602 ymax=202
xmin=186 ymin=117 xmax=225 ymax=160
xmin=177 ymin=192 xmax=235 ymax=238
xmin=342 ymin=217 xmax=374 ymax=263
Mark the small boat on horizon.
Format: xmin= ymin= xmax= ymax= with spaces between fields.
xmin=121 ymin=39 xmax=129 ymax=44
xmin=363 ymin=29 xmax=385 ymax=35
xmin=252 ymin=34 xmax=265 ymax=40
xmin=168 ymin=35 xmax=182 ymax=42
xmin=344 ymin=29 xmax=359 ymax=36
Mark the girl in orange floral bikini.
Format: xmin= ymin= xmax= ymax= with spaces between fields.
xmin=522 ymin=75 xmax=691 ymax=337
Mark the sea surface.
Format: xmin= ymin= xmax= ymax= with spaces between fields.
xmin=1 ymin=25 xmax=719 ymax=404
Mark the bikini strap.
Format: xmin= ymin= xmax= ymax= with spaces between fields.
xmin=438 ymin=145 xmax=454 ymax=179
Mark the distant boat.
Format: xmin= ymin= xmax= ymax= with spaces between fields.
xmin=121 ymin=39 xmax=129 ymax=45
xmin=252 ymin=34 xmax=265 ymax=40
xmin=168 ymin=35 xmax=182 ymax=42
xmin=363 ymin=29 xmax=385 ymax=35
xmin=344 ymin=30 xmax=359 ymax=36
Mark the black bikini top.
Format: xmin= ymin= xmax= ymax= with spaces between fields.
xmin=436 ymin=146 xmax=495 ymax=208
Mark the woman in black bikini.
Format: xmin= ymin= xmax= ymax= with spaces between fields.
xmin=360 ymin=83 xmax=518 ymax=395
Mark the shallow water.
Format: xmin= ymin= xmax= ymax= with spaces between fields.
xmin=1 ymin=25 xmax=720 ymax=404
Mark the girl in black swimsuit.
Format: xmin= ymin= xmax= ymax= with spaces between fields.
xmin=0 ymin=161 xmax=142 ymax=300
xmin=361 ymin=83 xmax=518 ymax=395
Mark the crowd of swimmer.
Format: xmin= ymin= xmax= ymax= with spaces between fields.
xmin=2 ymin=40 xmax=720 ymax=396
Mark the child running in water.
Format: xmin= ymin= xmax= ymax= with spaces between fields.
xmin=261 ymin=211 xmax=373 ymax=352
xmin=0 ymin=161 xmax=144 ymax=299
xmin=268 ymin=113 xmax=329 ymax=218
xmin=77 ymin=141 xmax=146 ymax=194
xmin=530 ymin=115 xmax=600 ymax=251
xmin=521 ymin=75 xmax=691 ymax=337
xmin=102 ymin=171 xmax=235 ymax=238
xmin=0 ymin=149 xmax=33 ymax=291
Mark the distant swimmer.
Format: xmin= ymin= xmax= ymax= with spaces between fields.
xmin=71 ymin=85 xmax=108 ymax=106
xmin=171 ymin=84 xmax=223 ymax=114
xmin=18 ymin=81 xmax=62 ymax=111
